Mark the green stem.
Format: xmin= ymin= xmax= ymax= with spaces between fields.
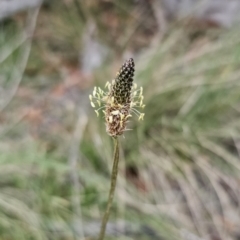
xmin=98 ymin=137 xmax=119 ymax=240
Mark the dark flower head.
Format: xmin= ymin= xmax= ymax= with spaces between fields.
xmin=110 ymin=58 xmax=135 ymax=105
xmin=90 ymin=58 xmax=145 ymax=137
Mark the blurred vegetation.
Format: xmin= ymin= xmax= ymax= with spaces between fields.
xmin=0 ymin=0 xmax=240 ymax=240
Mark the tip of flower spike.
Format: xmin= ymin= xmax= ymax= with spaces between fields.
xmin=128 ymin=58 xmax=134 ymax=65
xmin=119 ymin=58 xmax=135 ymax=77
xmin=124 ymin=58 xmax=135 ymax=70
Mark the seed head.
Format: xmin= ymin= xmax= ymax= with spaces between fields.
xmin=110 ymin=58 xmax=134 ymax=105
xmin=90 ymin=58 xmax=145 ymax=137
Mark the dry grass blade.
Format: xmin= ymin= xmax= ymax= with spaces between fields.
xmin=196 ymin=158 xmax=236 ymax=240
xmin=0 ymin=7 xmax=40 ymax=112
xmin=0 ymin=193 xmax=42 ymax=239
xmin=68 ymin=109 xmax=88 ymax=239
xmin=198 ymin=137 xmax=240 ymax=171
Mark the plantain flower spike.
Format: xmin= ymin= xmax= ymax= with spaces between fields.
xmin=89 ymin=58 xmax=145 ymax=137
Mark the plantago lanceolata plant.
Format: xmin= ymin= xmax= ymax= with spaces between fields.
xmin=90 ymin=58 xmax=145 ymax=240
xmin=90 ymin=58 xmax=145 ymax=137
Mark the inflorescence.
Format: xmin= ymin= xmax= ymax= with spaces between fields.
xmin=89 ymin=58 xmax=145 ymax=137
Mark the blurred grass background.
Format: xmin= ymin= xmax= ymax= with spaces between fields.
xmin=0 ymin=0 xmax=240 ymax=239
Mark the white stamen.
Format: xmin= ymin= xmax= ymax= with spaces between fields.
xmin=111 ymin=97 xmax=114 ymax=105
xmin=95 ymin=110 xmax=99 ymax=117
xmin=138 ymin=113 xmax=145 ymax=120
xmin=109 ymin=116 xmax=113 ymax=123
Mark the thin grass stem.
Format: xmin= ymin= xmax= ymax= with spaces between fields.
xmin=98 ymin=137 xmax=119 ymax=240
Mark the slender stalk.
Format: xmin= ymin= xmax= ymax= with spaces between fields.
xmin=98 ymin=137 xmax=119 ymax=240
